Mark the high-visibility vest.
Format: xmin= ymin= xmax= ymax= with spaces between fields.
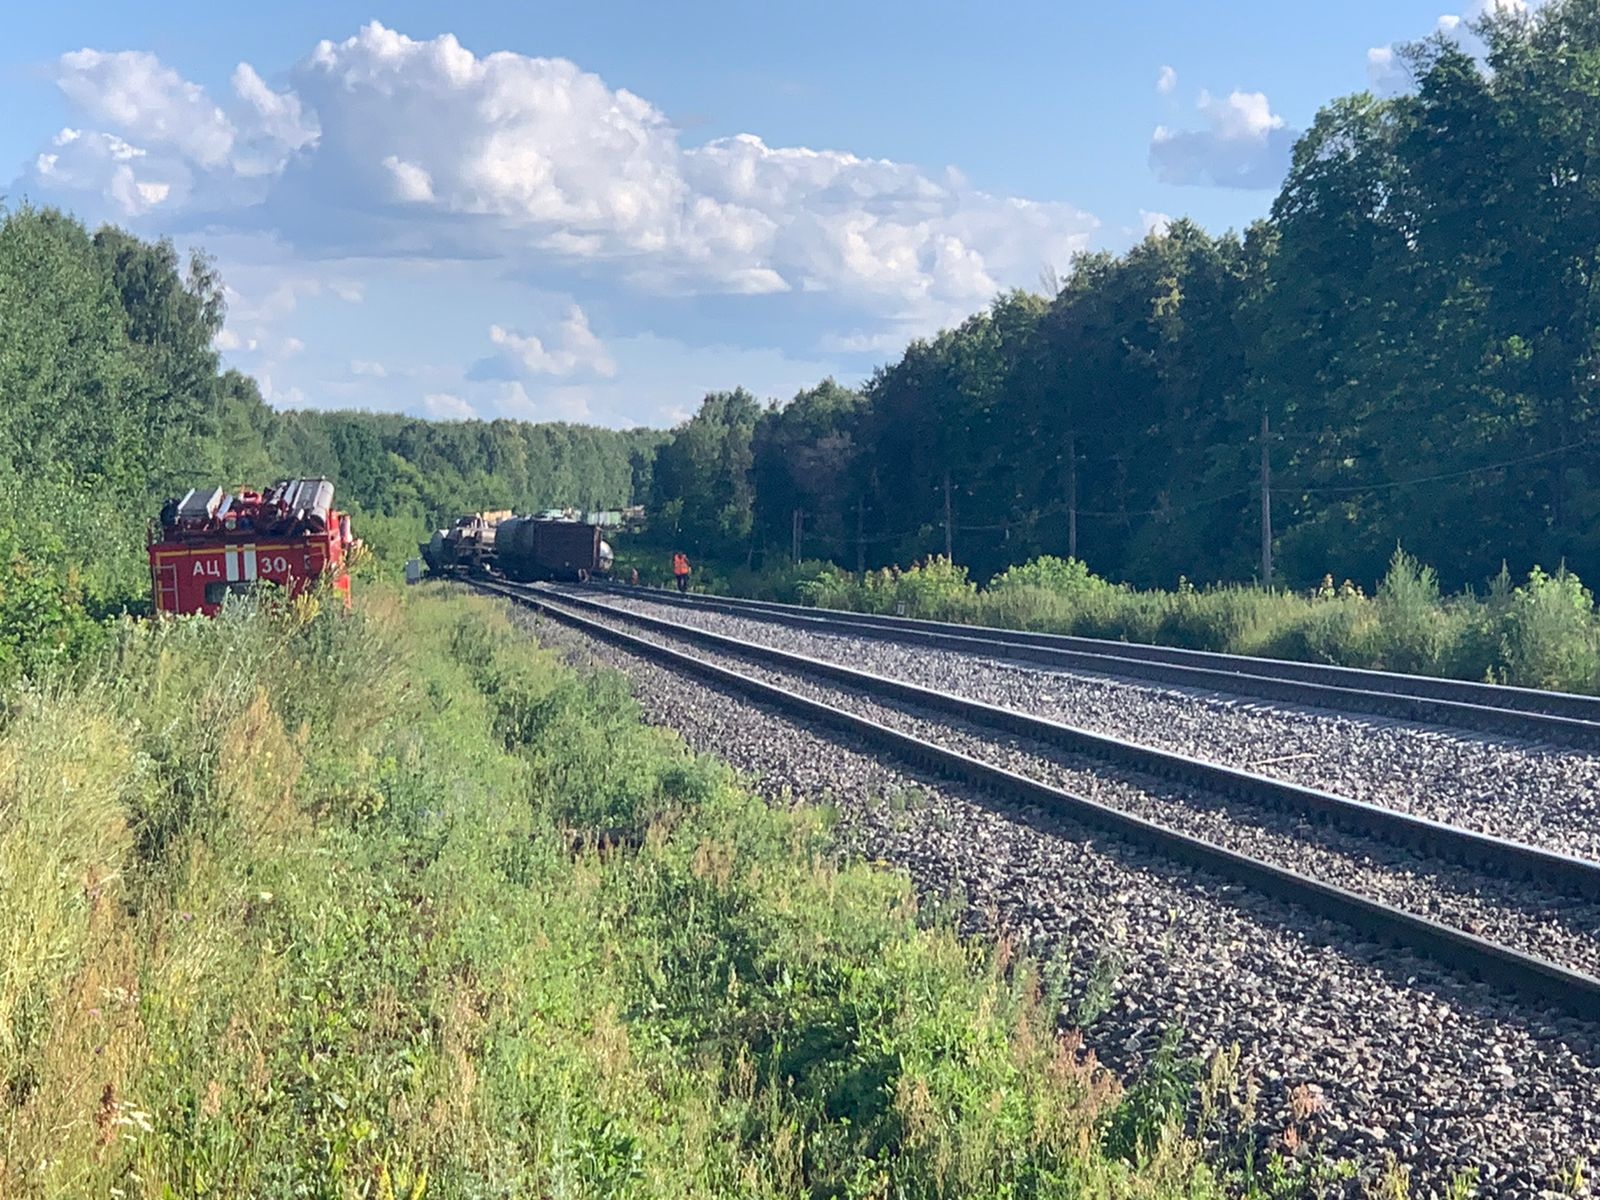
xmin=673 ymin=554 xmax=689 ymax=575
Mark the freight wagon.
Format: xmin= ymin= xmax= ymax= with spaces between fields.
xmin=419 ymin=512 xmax=614 ymax=583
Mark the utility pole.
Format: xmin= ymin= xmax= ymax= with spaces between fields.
xmin=855 ymin=496 xmax=865 ymax=578
xmin=791 ymin=508 xmax=804 ymax=563
xmin=1066 ymin=430 xmax=1078 ymax=560
xmin=942 ymin=471 xmax=954 ymax=561
xmin=1259 ymin=406 xmax=1273 ymax=587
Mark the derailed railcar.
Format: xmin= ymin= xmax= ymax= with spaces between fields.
xmin=420 ymin=511 xmax=513 ymax=576
xmin=495 ymin=516 xmax=614 ymax=582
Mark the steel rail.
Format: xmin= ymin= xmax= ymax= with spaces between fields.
xmin=540 ymin=583 xmax=1600 ymax=900
xmin=585 ymin=582 xmax=1600 ymax=748
xmin=481 ymin=578 xmax=1600 ymax=1019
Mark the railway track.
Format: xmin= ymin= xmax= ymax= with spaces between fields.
xmin=585 ymin=582 xmax=1600 ymax=749
xmin=478 ymin=577 xmax=1600 ymax=1021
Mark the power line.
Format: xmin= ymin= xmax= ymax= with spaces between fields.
xmin=1273 ymin=434 xmax=1600 ymax=497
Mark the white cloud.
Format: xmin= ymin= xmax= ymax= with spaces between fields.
xmin=351 ymin=358 xmax=388 ymax=377
xmin=281 ymin=336 xmax=305 ymax=355
xmin=382 ymin=155 xmax=435 ymax=202
xmin=1156 ymin=65 xmax=1178 ymax=95
xmin=256 ymin=372 xmax=307 ymax=408
xmin=29 ymin=126 xmax=193 ymax=215
xmin=215 ymin=327 xmax=259 ymax=352
xmin=1141 ymin=210 xmax=1172 ymax=236
xmin=1366 ymin=46 xmax=1407 ymax=93
xmin=229 ymin=63 xmax=320 ymax=176
xmin=487 ymin=305 xmax=616 ymax=378
xmin=1368 ymin=0 xmax=1540 ymax=94
xmin=19 ymin=22 xmax=1098 ymax=320
xmin=1149 ymin=88 xmax=1297 ymax=189
xmin=422 ymin=391 xmax=475 ymax=420
xmin=47 ymin=49 xmax=316 ymax=186
xmin=56 ymin=49 xmax=235 ymax=167
xmin=819 ymin=328 xmax=915 ymax=355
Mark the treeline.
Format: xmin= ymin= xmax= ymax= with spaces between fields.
xmin=0 ymin=204 xmax=652 ymax=664
xmin=650 ymin=0 xmax=1600 ymax=593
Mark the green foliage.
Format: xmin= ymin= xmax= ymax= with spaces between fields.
xmin=1375 ymin=549 xmax=1450 ymax=675
xmin=0 ymin=585 xmax=1234 ymax=1196
xmin=0 ymin=529 xmax=106 ymax=680
xmin=649 ymin=389 xmax=762 ymax=558
xmin=1501 ymin=567 xmax=1600 ymax=691
xmin=770 ymin=548 xmax=1600 ymax=695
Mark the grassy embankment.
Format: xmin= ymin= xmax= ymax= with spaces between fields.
xmin=0 ymin=582 xmax=1310 ymax=1197
xmin=693 ymin=551 xmax=1600 ymax=696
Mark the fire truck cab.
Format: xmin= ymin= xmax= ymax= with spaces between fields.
xmin=148 ymin=478 xmax=354 ymax=616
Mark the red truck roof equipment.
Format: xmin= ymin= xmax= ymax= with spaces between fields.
xmin=148 ymin=478 xmax=354 ymax=616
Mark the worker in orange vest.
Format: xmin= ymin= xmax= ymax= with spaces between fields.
xmin=672 ymin=552 xmax=691 ymax=593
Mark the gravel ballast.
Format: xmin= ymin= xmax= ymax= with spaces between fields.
xmin=511 ymin=600 xmax=1600 ymax=1197
xmin=547 ymin=598 xmax=1600 ymax=978
xmin=574 ymin=588 xmax=1600 ymax=861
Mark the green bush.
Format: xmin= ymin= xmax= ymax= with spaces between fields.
xmin=1374 ymin=548 xmax=1455 ymax=675
xmin=727 ymin=546 xmax=1600 ymax=696
xmin=1501 ymin=566 xmax=1600 ymax=691
xmin=2 ymin=583 xmax=1242 ymax=1195
xmin=0 ymin=529 xmax=106 ymax=680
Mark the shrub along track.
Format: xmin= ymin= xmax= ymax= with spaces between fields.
xmin=491 ymin=582 xmax=1600 ymax=1196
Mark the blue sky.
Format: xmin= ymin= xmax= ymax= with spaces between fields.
xmin=2 ymin=0 xmax=1507 ymax=428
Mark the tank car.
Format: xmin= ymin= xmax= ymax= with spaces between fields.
xmin=420 ymin=511 xmax=513 ymax=576
xmin=495 ymin=516 xmax=614 ymax=582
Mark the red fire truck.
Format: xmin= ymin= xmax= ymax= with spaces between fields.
xmin=148 ymin=478 xmax=355 ymax=616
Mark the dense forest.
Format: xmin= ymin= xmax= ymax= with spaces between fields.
xmin=648 ymin=2 xmax=1600 ymax=593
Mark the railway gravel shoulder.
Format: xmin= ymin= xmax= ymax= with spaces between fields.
xmin=575 ymin=587 xmax=1600 ymax=862
xmin=510 ymin=601 xmax=1600 ymax=1199
xmin=550 ymin=593 xmax=1600 ymax=980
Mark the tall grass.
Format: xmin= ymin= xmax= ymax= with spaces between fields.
xmin=2 ymin=583 xmax=1282 ymax=1197
xmin=774 ymin=550 xmax=1600 ymax=693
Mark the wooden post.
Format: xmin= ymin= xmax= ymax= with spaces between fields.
xmin=943 ymin=471 xmax=953 ymax=561
xmin=1260 ymin=406 xmax=1273 ymax=587
xmin=855 ymin=496 xmax=865 ymax=577
xmin=1067 ymin=430 xmax=1078 ymax=560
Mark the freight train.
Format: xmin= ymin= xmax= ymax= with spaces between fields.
xmin=421 ymin=512 xmax=615 ymax=583
xmin=149 ymin=478 xmax=356 ymax=615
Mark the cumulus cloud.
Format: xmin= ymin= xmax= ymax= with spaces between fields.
xmin=1368 ymin=0 xmax=1539 ymax=93
xmin=1141 ymin=210 xmax=1172 ymax=236
xmin=1156 ymin=65 xmax=1178 ymax=95
xmin=17 ymin=21 xmax=1097 ymax=319
xmin=422 ymin=391 xmax=475 ymax=420
xmin=214 ymin=327 xmax=258 ymax=352
xmin=27 ymin=48 xmax=319 ymax=213
xmin=30 ymin=126 xmax=190 ymax=215
xmin=486 ymin=306 xmax=616 ymax=379
xmin=1149 ymin=88 xmax=1298 ymax=189
xmin=56 ymin=49 xmax=235 ymax=167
